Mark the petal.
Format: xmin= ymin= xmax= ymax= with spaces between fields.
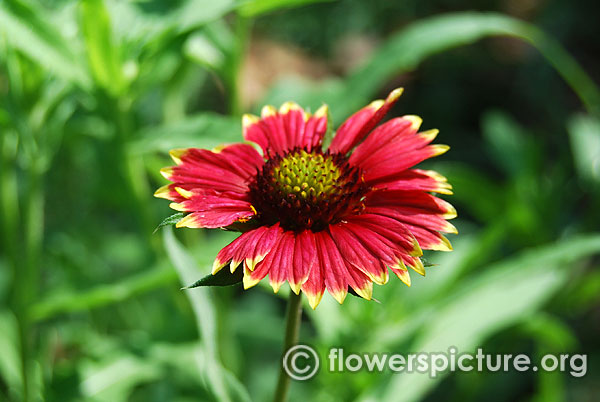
xmin=301 ymin=236 xmax=326 ymax=309
xmin=242 ymin=226 xmax=285 ymax=289
xmin=245 ymin=224 xmax=282 ymax=271
xmin=212 ymin=224 xmax=281 ymax=274
xmin=329 ymin=223 xmax=389 ymax=285
xmin=366 ymin=190 xmax=457 ymax=220
xmin=320 ymin=230 xmax=374 ymax=302
xmin=159 ymin=143 xmax=264 ymax=200
xmin=346 ymin=214 xmax=422 ymax=257
xmin=303 ymin=105 xmax=329 ymax=151
xmin=243 ymin=103 xmax=328 ymax=156
xmin=268 ymin=232 xmax=291 ymax=293
xmin=371 ymin=169 xmax=453 ymax=195
xmin=289 ymin=230 xmax=317 ymax=294
xmin=329 ymin=88 xmax=403 ymax=154
xmin=173 ymin=191 xmax=255 ymax=229
xmin=389 ymin=261 xmax=412 ymax=287
xmin=315 ymin=231 xmax=348 ymax=304
xmin=361 ymin=145 xmax=449 ymax=183
xmin=364 ymin=191 xmax=457 ymax=252
xmin=342 ymin=221 xmax=411 ymax=275
xmin=366 ymin=205 xmax=458 ymax=235
xmin=348 ymin=116 xmax=418 ymax=165
xmin=243 ymin=258 xmax=271 ymax=290
xmin=367 ymin=207 xmax=455 ymax=251
xmin=347 ymin=115 xmax=448 ymax=182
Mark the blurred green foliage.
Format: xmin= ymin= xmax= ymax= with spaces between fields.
xmin=0 ymin=0 xmax=599 ymax=401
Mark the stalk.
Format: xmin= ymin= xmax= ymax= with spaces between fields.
xmin=273 ymin=292 xmax=303 ymax=402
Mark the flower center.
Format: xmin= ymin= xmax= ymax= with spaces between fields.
xmin=249 ymin=148 xmax=368 ymax=231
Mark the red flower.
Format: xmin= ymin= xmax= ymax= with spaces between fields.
xmin=156 ymin=88 xmax=457 ymax=308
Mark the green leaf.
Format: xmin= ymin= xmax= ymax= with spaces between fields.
xmin=481 ymin=110 xmax=532 ymax=177
xmin=29 ymin=263 xmax=177 ymax=321
xmin=0 ymin=0 xmax=90 ymax=87
xmin=0 ymin=310 xmax=22 ymax=400
xmin=183 ymin=267 xmax=243 ymax=289
xmin=80 ymin=355 xmax=162 ymax=402
xmin=153 ymin=212 xmax=185 ymax=234
xmin=175 ymin=0 xmax=238 ymax=34
xmin=80 ymin=0 xmax=125 ymax=94
xmin=519 ymin=313 xmax=577 ymax=352
xmin=184 ymin=32 xmax=226 ymax=71
xmin=238 ymin=0 xmax=335 ymax=17
xmin=162 ymin=227 xmax=234 ymax=402
xmin=568 ymin=114 xmax=600 ymax=185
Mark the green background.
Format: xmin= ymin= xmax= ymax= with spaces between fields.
xmin=0 ymin=0 xmax=599 ymax=401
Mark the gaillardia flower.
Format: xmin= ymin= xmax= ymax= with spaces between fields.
xmin=156 ymin=88 xmax=456 ymax=308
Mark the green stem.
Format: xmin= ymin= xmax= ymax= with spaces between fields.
xmin=16 ymin=166 xmax=44 ymax=402
xmin=273 ymin=292 xmax=303 ymax=402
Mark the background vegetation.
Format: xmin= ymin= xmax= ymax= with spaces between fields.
xmin=1 ymin=0 xmax=599 ymax=401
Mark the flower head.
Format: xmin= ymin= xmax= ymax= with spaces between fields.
xmin=156 ymin=88 xmax=457 ymax=308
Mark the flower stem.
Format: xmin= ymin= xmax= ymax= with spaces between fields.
xmin=273 ymin=291 xmax=303 ymax=402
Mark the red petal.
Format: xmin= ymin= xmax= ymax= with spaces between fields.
xmin=347 ymin=115 xmax=448 ymax=182
xmin=365 ymin=205 xmax=457 ymax=234
xmin=345 ymin=214 xmax=422 ymax=256
xmin=173 ymin=191 xmax=255 ymax=229
xmin=303 ymin=106 xmax=328 ymax=151
xmin=243 ymin=226 xmax=285 ymax=289
xmin=243 ymin=104 xmax=328 ymax=156
xmin=301 ymin=236 xmax=326 ymax=309
xmin=268 ymin=232 xmax=291 ymax=293
xmin=245 ymin=224 xmax=282 ymax=270
xmin=289 ymin=230 xmax=317 ymax=294
xmin=329 ymin=223 xmax=388 ymax=284
xmin=329 ymin=88 xmax=403 ymax=154
xmin=342 ymin=222 xmax=408 ymax=272
xmin=320 ymin=230 xmax=374 ymax=302
xmin=365 ymin=206 xmax=455 ymax=251
xmin=371 ymin=169 xmax=453 ymax=195
xmin=316 ymin=231 xmax=348 ymax=304
xmin=348 ymin=116 xmax=415 ymax=164
xmin=161 ymin=144 xmax=263 ymax=199
xmin=367 ymin=190 xmax=457 ymax=218
xmin=213 ymin=225 xmax=278 ymax=274
xmin=362 ymin=145 xmax=448 ymax=183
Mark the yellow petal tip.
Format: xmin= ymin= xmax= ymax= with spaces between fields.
xmin=404 ymin=115 xmax=423 ymax=131
xmin=368 ymin=99 xmax=385 ymax=110
xmin=154 ymin=185 xmax=171 ymax=199
xmin=169 ymin=149 xmax=187 ymax=165
xmin=279 ymin=101 xmax=302 ymax=114
xmin=175 ymin=187 xmax=193 ymax=199
xmin=419 ymin=128 xmax=439 ymax=142
xmin=388 ymin=87 xmax=404 ymax=102
xmin=315 ymin=104 xmax=329 ymax=118
xmin=331 ymin=289 xmax=347 ymax=304
xmin=242 ymin=113 xmax=260 ymax=128
xmin=305 ymin=291 xmax=323 ymax=310
xmin=169 ymin=202 xmax=187 ymax=212
xmin=212 ymin=259 xmax=226 ymax=275
xmin=261 ymin=105 xmax=277 ymax=118
xmin=160 ymin=167 xmax=174 ymax=180
xmin=431 ymin=144 xmax=450 ymax=157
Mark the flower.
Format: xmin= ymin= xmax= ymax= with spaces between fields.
xmin=156 ymin=88 xmax=457 ymax=309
